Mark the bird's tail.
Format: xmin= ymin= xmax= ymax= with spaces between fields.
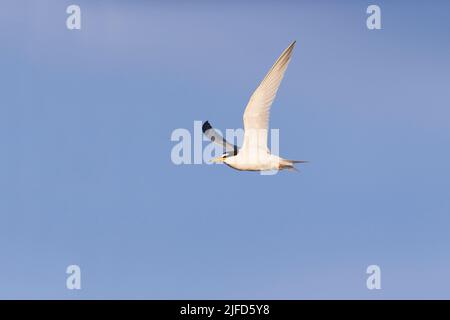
xmin=278 ymin=159 xmax=308 ymax=171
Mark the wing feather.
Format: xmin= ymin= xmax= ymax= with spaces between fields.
xmin=202 ymin=121 xmax=238 ymax=155
xmin=241 ymin=41 xmax=296 ymax=153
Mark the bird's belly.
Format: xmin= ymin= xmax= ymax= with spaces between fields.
xmin=226 ymin=158 xmax=278 ymax=171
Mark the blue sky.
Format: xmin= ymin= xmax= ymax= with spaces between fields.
xmin=1 ymin=0 xmax=450 ymax=299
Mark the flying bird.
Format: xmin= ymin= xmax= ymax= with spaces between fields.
xmin=203 ymin=41 xmax=307 ymax=172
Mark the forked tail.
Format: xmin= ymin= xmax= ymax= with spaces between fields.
xmin=279 ymin=159 xmax=309 ymax=171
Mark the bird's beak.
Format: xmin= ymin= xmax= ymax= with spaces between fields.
xmin=210 ymin=156 xmax=225 ymax=163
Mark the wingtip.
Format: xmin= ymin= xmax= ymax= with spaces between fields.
xmin=285 ymin=40 xmax=296 ymax=53
xmin=202 ymin=120 xmax=212 ymax=133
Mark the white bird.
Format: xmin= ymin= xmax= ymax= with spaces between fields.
xmin=203 ymin=41 xmax=307 ymax=172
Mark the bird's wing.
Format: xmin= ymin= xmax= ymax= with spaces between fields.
xmin=202 ymin=121 xmax=238 ymax=155
xmin=241 ymin=41 xmax=295 ymax=153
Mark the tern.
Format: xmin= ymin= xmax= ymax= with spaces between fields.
xmin=203 ymin=41 xmax=307 ymax=172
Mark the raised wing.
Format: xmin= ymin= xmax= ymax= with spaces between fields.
xmin=202 ymin=121 xmax=238 ymax=155
xmin=241 ymin=41 xmax=296 ymax=154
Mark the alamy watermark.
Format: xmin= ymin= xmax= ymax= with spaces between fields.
xmin=66 ymin=5 xmax=81 ymax=30
xmin=170 ymin=121 xmax=280 ymax=175
xmin=366 ymin=264 xmax=382 ymax=290
xmin=366 ymin=5 xmax=381 ymax=30
xmin=66 ymin=264 xmax=81 ymax=290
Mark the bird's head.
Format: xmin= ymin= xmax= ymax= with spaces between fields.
xmin=210 ymin=152 xmax=231 ymax=163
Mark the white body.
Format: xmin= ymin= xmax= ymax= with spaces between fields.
xmin=224 ymin=152 xmax=284 ymax=171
